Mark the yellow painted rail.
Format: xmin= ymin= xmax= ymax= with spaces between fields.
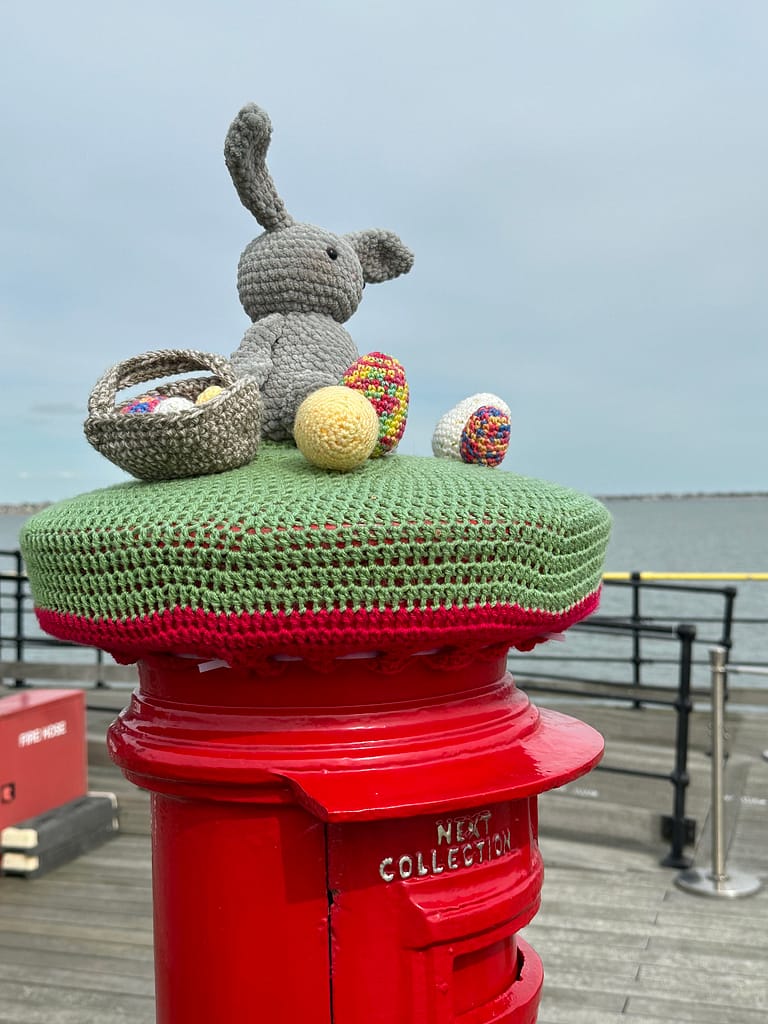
xmin=603 ymin=572 xmax=768 ymax=582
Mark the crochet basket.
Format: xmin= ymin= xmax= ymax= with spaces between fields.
xmin=21 ymin=443 xmax=612 ymax=672
xmin=84 ymin=349 xmax=261 ymax=481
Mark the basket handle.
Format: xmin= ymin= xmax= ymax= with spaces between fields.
xmin=88 ymin=349 xmax=236 ymax=415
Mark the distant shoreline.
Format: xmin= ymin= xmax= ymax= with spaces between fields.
xmin=0 ymin=503 xmax=52 ymax=515
xmin=1 ymin=492 xmax=767 ymax=515
xmin=597 ymin=491 xmax=768 ymax=502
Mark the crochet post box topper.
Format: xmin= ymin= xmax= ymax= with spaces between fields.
xmin=225 ymin=103 xmax=511 ymax=471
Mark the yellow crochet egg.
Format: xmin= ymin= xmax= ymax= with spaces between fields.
xmin=294 ymin=386 xmax=379 ymax=471
xmin=195 ymin=385 xmax=224 ymax=406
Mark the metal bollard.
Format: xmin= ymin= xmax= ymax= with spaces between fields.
xmin=675 ymin=647 xmax=762 ymax=898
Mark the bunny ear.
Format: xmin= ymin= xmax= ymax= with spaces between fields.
xmin=224 ymin=103 xmax=294 ymax=232
xmin=344 ymin=229 xmax=414 ymax=283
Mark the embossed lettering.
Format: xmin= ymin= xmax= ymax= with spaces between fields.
xmin=379 ymin=810 xmax=513 ymax=883
xmin=379 ymin=858 xmax=395 ymax=882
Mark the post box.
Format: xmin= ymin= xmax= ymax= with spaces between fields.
xmin=20 ymin=443 xmax=611 ymax=1023
xmin=106 ymin=649 xmax=602 ymax=1023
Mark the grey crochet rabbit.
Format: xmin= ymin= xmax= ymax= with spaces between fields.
xmin=225 ymin=103 xmax=413 ymax=467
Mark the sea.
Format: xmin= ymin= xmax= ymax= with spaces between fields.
xmin=2 ymin=494 xmax=767 ymax=693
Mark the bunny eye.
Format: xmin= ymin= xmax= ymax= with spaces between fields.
xmin=326 ymin=246 xmax=339 ymax=261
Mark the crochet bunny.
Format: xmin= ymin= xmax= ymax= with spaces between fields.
xmin=83 ymin=104 xmax=509 ymax=483
xmin=225 ymin=103 xmax=413 ymax=468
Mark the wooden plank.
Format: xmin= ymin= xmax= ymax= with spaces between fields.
xmin=0 ymin=961 xmax=154 ymax=998
xmin=0 ymin=941 xmax=154 ymax=978
xmin=625 ymin=995 xmax=768 ymax=1024
xmin=0 ymin=999 xmax=154 ymax=1024
xmin=0 ymin=982 xmax=154 ymax=1024
xmin=0 ymin=928 xmax=154 ymax=962
xmin=535 ymin=992 xmax=627 ymax=1021
xmin=0 ymin=914 xmax=153 ymax=947
xmin=635 ymin=963 xmax=768 ymax=1013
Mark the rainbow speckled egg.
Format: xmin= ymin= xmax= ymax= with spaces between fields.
xmin=432 ymin=392 xmax=511 ymax=468
xmin=341 ymin=352 xmax=408 ymax=458
xmin=460 ymin=406 xmax=511 ymax=467
xmin=119 ymin=394 xmax=163 ymax=415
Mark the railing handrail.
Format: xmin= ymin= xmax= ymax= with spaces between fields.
xmin=604 ymin=571 xmax=768 ymax=581
xmin=725 ymin=664 xmax=768 ymax=677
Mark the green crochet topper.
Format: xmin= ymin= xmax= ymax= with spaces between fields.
xmin=21 ymin=443 xmax=612 ymax=670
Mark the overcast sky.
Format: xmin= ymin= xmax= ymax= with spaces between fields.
xmin=2 ymin=1 xmax=766 ymax=503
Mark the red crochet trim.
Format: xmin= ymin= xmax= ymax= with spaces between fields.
xmin=36 ymin=590 xmax=600 ymax=669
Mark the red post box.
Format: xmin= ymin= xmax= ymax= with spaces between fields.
xmin=20 ymin=443 xmax=611 ymax=1023
xmin=107 ymin=649 xmax=602 ymax=1023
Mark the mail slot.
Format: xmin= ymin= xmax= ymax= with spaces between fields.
xmin=327 ymin=799 xmax=543 ymax=1022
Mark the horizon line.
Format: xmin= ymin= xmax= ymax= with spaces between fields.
xmin=2 ymin=489 xmax=768 ymax=516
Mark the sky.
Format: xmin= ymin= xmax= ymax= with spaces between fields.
xmin=2 ymin=0 xmax=767 ymax=503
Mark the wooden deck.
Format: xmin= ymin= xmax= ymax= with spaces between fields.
xmin=523 ymin=701 xmax=768 ymax=1023
xmin=0 ymin=688 xmax=766 ymax=1023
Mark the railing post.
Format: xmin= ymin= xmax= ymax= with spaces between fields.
xmin=719 ymin=586 xmax=736 ymax=655
xmin=675 ymin=648 xmax=762 ymax=898
xmin=630 ymin=571 xmax=642 ymax=708
xmin=720 ymin=586 xmax=737 ymax=702
xmin=14 ymin=550 xmax=24 ymax=688
xmin=96 ymin=647 xmax=106 ymax=688
xmin=710 ymin=647 xmax=727 ymax=881
xmin=660 ymin=623 xmax=695 ymax=868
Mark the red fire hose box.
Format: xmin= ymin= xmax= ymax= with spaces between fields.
xmin=21 ymin=443 xmax=610 ymax=1023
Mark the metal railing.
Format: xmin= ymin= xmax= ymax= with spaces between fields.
xmin=602 ymin=574 xmax=737 ymax=700
xmin=513 ymin=575 xmax=747 ymax=700
xmin=0 ymin=548 xmax=134 ymax=689
xmin=512 ymin=574 xmax=767 ymax=865
xmin=517 ymin=617 xmax=698 ymax=867
xmin=4 ymin=550 xmax=767 ymax=867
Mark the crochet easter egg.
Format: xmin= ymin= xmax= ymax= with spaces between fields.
xmin=196 ymin=385 xmax=224 ymax=406
xmin=341 ymin=352 xmax=408 ymax=457
xmin=432 ymin=392 xmax=512 ymax=467
xmin=152 ymin=396 xmax=196 ymax=415
xmin=460 ymin=405 xmax=511 ymax=467
xmin=119 ymin=394 xmax=163 ymax=415
xmin=294 ymin=386 xmax=379 ymax=471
